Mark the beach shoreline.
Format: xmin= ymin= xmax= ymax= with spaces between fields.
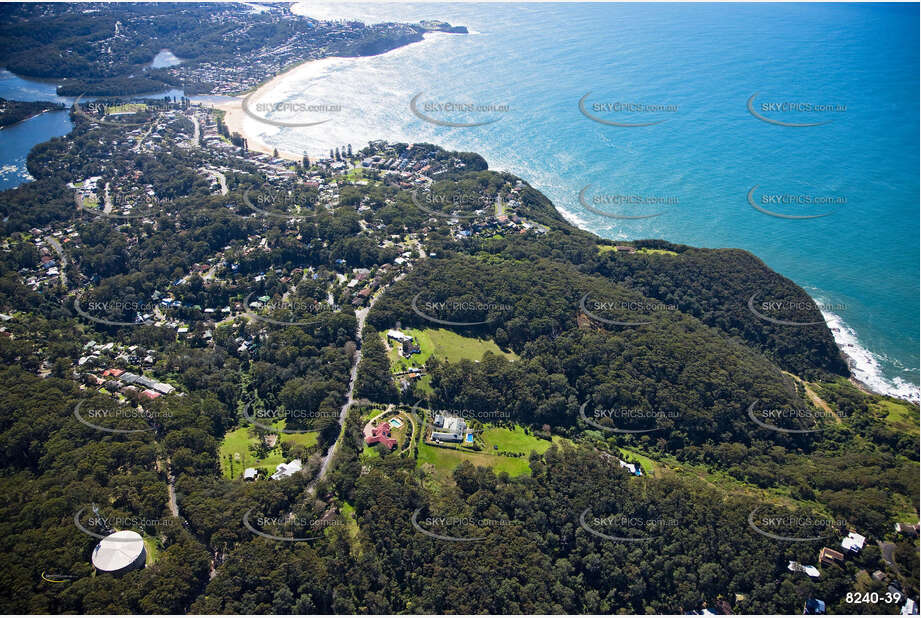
xmin=190 ymin=32 xmax=919 ymax=405
xmin=199 ymin=31 xmax=441 ymax=162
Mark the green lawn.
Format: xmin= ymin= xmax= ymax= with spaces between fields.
xmin=143 ymin=536 xmax=160 ymax=566
xmin=385 ymin=328 xmax=516 ymax=374
xmin=415 ymin=420 xmax=575 ymax=481
xmin=876 ymin=399 xmax=920 ymax=435
xmin=617 ymin=446 xmax=658 ymax=475
xmin=480 ymin=425 xmax=553 ymax=455
xmin=361 ymin=444 xmax=381 ymax=460
xmin=361 ymin=408 xmax=388 ymax=421
xmin=417 ymin=440 xmax=531 ymax=478
xmin=339 ymin=502 xmax=360 ymax=541
xmin=219 ymin=422 xmax=318 ymax=479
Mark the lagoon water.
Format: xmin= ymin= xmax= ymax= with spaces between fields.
xmin=0 ymin=70 xmax=73 ymax=189
xmin=0 ymin=69 xmax=184 ymax=189
xmin=0 ymin=109 xmax=72 ymax=190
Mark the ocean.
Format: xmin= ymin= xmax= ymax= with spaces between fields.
xmin=2 ymin=3 xmax=918 ymax=401
xmin=260 ymin=1 xmax=917 ymax=402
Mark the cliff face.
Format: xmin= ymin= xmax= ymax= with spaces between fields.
xmin=419 ymin=20 xmax=469 ymax=34
xmin=333 ymin=21 xmax=469 ymax=58
xmin=332 ymin=32 xmax=425 ymax=58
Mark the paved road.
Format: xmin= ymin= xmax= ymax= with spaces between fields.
xmin=204 ymin=168 xmax=228 ymax=195
xmin=46 ymin=236 xmax=68 ymax=287
xmin=315 ymin=289 xmax=384 ymax=482
xmin=103 ymin=182 xmax=113 ymax=214
xmin=134 ymin=122 xmax=155 ymax=152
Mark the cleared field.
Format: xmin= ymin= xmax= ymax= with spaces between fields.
xmin=106 ymin=103 xmax=147 ymax=115
xmin=426 ymin=328 xmax=517 ymax=363
xmin=385 ymin=327 xmax=516 ymax=374
xmin=417 ymin=440 xmax=531 ymax=478
xmin=480 ymin=425 xmax=553 ymax=454
xmin=219 ymin=421 xmax=318 ymax=479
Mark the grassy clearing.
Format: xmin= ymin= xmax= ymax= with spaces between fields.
xmin=876 ymin=399 xmax=920 ymax=435
xmin=598 ymin=245 xmax=677 ymax=256
xmin=427 ymin=328 xmax=517 ymax=363
xmin=415 ymin=420 xmax=573 ymax=482
xmin=143 ymin=536 xmax=160 ymax=566
xmin=385 ymin=327 xmax=516 ymax=374
xmin=480 ymin=425 xmax=553 ymax=455
xmin=106 ymin=103 xmax=147 ymax=115
xmin=339 ymin=502 xmax=360 ymax=542
xmin=617 ymin=446 xmax=657 ymax=475
xmin=219 ymin=421 xmax=318 ymax=479
xmin=417 ymin=441 xmax=531 ymax=478
xmin=361 ymin=408 xmax=388 ymax=422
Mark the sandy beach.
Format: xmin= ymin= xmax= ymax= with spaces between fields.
xmin=199 ymin=31 xmax=445 ymax=163
xmin=205 ymin=49 xmax=393 ymax=162
xmin=209 ymin=49 xmax=358 ymax=162
xmin=209 ymin=87 xmax=302 ymax=162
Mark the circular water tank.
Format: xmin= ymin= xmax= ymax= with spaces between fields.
xmin=91 ymin=530 xmax=146 ymax=573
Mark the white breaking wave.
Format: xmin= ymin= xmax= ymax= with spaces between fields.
xmin=818 ymin=306 xmax=920 ymax=403
xmin=243 ymin=15 xmax=920 ymax=405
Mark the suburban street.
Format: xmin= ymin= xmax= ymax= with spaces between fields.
xmin=315 ymin=288 xmax=382 ymax=482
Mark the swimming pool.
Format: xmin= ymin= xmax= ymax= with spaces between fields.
xmin=389 ymin=418 xmax=403 ymax=428
xmin=464 ymin=432 xmax=474 ymax=443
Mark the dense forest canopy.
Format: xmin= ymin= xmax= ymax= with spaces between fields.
xmin=0 ymin=83 xmax=915 ymax=615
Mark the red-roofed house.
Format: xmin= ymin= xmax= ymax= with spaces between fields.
xmin=365 ymin=421 xmax=397 ymax=450
xmin=103 ymin=368 xmax=125 ymax=378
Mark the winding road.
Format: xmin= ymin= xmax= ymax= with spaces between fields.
xmin=314 ymin=289 xmax=383 ymax=482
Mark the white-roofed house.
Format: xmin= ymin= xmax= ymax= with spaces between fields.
xmin=841 ymin=531 xmax=866 ymax=553
xmin=270 ymin=459 xmax=303 ymax=480
xmin=431 ymin=415 xmax=467 ymax=442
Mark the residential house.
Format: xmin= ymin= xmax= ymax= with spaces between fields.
xmin=432 ymin=415 xmax=467 ymax=442
xmin=818 ymin=547 xmax=844 ymax=567
xmin=841 ymin=531 xmax=866 ymax=553
xmin=270 ymin=459 xmax=303 ymax=480
xmin=365 ymin=421 xmax=397 ymax=450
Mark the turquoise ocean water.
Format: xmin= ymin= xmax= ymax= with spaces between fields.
xmin=1 ymin=3 xmax=917 ymax=400
xmin=265 ymin=2 xmax=918 ymax=401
